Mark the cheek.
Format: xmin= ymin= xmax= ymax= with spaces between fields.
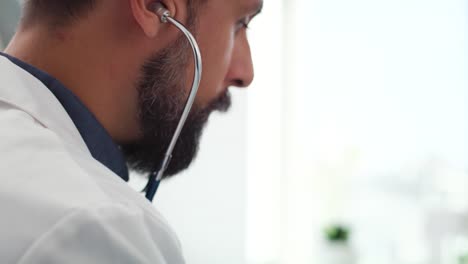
xmin=195 ymin=25 xmax=234 ymax=106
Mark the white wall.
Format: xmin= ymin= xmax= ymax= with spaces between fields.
xmin=0 ymin=0 xmax=20 ymax=48
xmin=245 ymin=0 xmax=285 ymax=263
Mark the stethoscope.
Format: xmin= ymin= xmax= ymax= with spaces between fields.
xmin=144 ymin=2 xmax=203 ymax=202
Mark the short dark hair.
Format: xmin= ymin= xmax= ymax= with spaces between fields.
xmin=21 ymin=0 xmax=203 ymax=29
xmin=21 ymin=0 xmax=96 ymax=28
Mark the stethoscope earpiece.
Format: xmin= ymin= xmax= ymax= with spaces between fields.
xmin=151 ymin=2 xmax=171 ymax=23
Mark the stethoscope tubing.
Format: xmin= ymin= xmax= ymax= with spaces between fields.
xmin=145 ymin=9 xmax=203 ymax=202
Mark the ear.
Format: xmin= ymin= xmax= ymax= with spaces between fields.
xmin=129 ymin=0 xmax=177 ymax=38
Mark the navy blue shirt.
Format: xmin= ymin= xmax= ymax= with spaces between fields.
xmin=0 ymin=52 xmax=129 ymax=181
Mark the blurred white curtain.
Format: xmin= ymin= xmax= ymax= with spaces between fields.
xmin=247 ymin=0 xmax=468 ymax=263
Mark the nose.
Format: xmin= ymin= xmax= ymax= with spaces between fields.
xmin=225 ymin=34 xmax=254 ymax=88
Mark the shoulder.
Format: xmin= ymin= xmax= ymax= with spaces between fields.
xmin=17 ymin=204 xmax=185 ymax=264
xmin=0 ymin=101 xmax=105 ymax=204
xmin=0 ymin=103 xmax=184 ymax=263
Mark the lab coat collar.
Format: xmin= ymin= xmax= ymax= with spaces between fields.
xmin=0 ymin=54 xmax=129 ymax=181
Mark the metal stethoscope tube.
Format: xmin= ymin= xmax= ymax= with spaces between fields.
xmin=145 ymin=4 xmax=203 ymax=202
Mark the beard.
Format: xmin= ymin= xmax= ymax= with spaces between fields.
xmin=121 ymin=35 xmax=231 ymax=179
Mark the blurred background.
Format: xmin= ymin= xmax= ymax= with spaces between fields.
xmin=1 ymin=0 xmax=467 ymax=263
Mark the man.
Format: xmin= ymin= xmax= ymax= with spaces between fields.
xmin=0 ymin=0 xmax=262 ymax=263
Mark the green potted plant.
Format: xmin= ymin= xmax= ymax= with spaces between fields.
xmin=325 ymin=226 xmax=350 ymax=243
xmin=322 ymin=224 xmax=356 ymax=264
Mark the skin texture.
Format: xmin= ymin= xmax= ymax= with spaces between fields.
xmin=5 ymin=0 xmax=262 ymax=177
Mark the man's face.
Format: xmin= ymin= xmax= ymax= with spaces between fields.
xmin=122 ymin=0 xmax=263 ymax=178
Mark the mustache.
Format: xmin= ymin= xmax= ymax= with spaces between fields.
xmin=204 ymin=90 xmax=232 ymax=114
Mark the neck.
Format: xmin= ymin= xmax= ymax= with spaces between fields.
xmin=5 ymin=23 xmax=142 ymax=143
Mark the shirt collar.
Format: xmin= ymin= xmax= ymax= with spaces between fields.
xmin=0 ymin=52 xmax=129 ymax=182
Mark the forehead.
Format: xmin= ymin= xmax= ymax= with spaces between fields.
xmin=208 ymin=0 xmax=263 ymax=15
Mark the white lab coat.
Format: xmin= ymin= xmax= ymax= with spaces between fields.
xmin=0 ymin=56 xmax=185 ymax=263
